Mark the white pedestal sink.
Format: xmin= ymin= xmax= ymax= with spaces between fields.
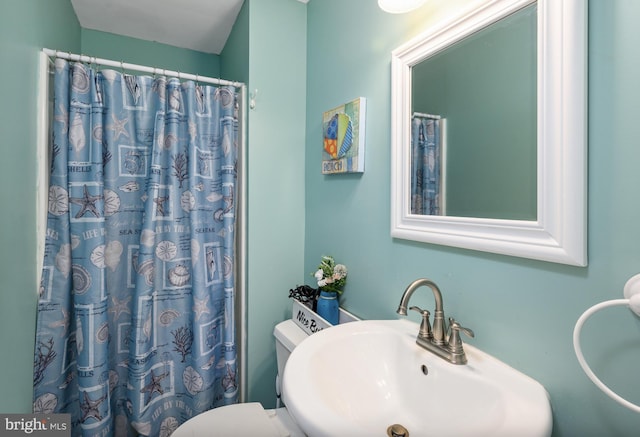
xmin=282 ymin=319 xmax=552 ymax=437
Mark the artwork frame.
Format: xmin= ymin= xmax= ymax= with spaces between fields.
xmin=322 ymin=97 xmax=366 ymax=174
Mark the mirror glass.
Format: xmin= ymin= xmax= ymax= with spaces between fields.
xmin=390 ymin=0 xmax=587 ymax=266
xmin=411 ymin=4 xmax=536 ymax=220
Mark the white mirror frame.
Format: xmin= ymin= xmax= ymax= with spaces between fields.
xmin=390 ymin=0 xmax=587 ymax=266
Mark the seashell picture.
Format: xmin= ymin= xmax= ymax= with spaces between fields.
xmin=182 ymin=366 xmax=204 ymax=395
xmin=48 ymin=185 xmax=69 ymax=216
xmin=119 ymin=181 xmax=139 ymax=193
xmin=33 ymin=392 xmax=58 ymax=414
xmin=103 ymin=189 xmax=121 ymax=216
xmin=96 ymin=322 xmax=109 ymax=343
xmin=223 ymin=255 xmax=233 ymax=279
xmin=72 ymin=264 xmax=92 ymax=294
xmin=207 ymin=192 xmax=222 ymax=203
xmin=190 ymin=239 xmax=200 ymax=264
xmin=92 ymin=125 xmax=103 ymax=143
xmin=136 ymin=259 xmax=155 ymax=286
xmin=142 ymin=316 xmax=152 ymax=340
xmin=90 ymin=244 xmax=106 ymax=269
xmin=164 ymin=133 xmax=177 ymax=150
xmin=168 ymin=264 xmax=190 ymax=287
xmin=104 ymin=240 xmax=123 ymax=272
xmin=69 ymin=113 xmax=86 ymax=154
xmin=214 ymin=88 xmax=234 ymax=107
xmin=55 ymin=244 xmax=72 ymax=278
xmin=156 ymin=240 xmax=177 ymax=261
xmin=158 ymin=309 xmax=180 ymax=327
xmin=180 ymin=190 xmax=196 ymax=212
xmin=222 ymin=126 xmax=232 ymax=157
xmin=71 ymin=234 xmax=81 ymax=250
xmin=72 ymin=65 xmax=90 ymax=93
xmin=169 ymin=89 xmax=181 ymax=112
xmin=140 ymin=229 xmax=155 ymax=247
xmin=159 ymin=417 xmax=179 ymax=437
xmin=124 ymin=75 xmax=141 ymax=105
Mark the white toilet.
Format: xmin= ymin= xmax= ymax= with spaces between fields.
xmin=172 ymin=319 xmax=308 ymax=437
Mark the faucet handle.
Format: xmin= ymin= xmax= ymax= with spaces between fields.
xmin=410 ymin=306 xmax=433 ymax=340
xmin=447 ymin=318 xmax=474 ymax=353
xmin=449 ymin=318 xmax=474 ymax=338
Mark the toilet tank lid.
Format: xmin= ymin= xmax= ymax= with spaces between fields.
xmin=273 ymin=319 xmax=308 ymax=351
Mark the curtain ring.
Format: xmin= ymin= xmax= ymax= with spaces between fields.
xmin=120 ymin=60 xmax=125 ymax=75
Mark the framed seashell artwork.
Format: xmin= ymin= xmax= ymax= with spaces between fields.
xmin=322 ymin=97 xmax=366 ymax=174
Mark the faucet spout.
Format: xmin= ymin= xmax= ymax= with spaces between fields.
xmin=396 ymin=278 xmax=443 ymax=314
xmin=396 ymin=278 xmax=446 ymax=344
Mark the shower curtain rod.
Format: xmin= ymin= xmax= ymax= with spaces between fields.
xmin=413 ymin=111 xmax=442 ymax=120
xmin=42 ymin=48 xmax=245 ymax=88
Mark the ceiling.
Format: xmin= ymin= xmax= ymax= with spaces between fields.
xmin=71 ymin=0 xmax=246 ymax=55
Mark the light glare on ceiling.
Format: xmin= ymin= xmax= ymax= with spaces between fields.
xmin=378 ymin=0 xmax=427 ymax=14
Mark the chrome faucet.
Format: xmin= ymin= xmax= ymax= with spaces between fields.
xmin=396 ymin=278 xmax=474 ymax=365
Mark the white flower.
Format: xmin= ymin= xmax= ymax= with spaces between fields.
xmin=333 ymin=264 xmax=347 ymax=279
xmin=314 ymin=269 xmax=324 ymax=281
xmin=318 ymin=279 xmax=327 ymax=287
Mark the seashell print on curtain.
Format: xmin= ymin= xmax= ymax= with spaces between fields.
xmin=34 ymin=58 xmax=240 ymax=437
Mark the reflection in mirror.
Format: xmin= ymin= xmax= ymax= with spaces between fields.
xmin=390 ymin=0 xmax=587 ymax=266
xmin=411 ymin=113 xmax=444 ymax=215
xmin=411 ymin=4 xmax=537 ymax=220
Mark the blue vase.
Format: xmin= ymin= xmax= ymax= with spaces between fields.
xmin=316 ymin=290 xmax=339 ymax=325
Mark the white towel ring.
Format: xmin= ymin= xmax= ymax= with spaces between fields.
xmin=572 ymin=274 xmax=640 ymax=414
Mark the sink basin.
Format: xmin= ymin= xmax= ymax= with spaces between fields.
xmin=282 ymin=319 xmax=552 ymax=437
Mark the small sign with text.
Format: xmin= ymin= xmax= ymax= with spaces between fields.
xmin=290 ymin=300 xmax=360 ymax=336
xmin=292 ymin=300 xmax=331 ymax=335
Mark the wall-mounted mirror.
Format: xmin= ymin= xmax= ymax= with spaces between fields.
xmin=390 ymin=0 xmax=587 ymax=266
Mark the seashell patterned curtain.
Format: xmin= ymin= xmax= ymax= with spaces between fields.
xmin=411 ymin=115 xmax=442 ymax=215
xmin=33 ymin=58 xmax=239 ymax=436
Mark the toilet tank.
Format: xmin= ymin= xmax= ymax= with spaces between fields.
xmin=273 ymin=319 xmax=308 ymax=384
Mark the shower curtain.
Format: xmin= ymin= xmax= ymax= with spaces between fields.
xmin=411 ymin=115 xmax=441 ymax=215
xmin=33 ymin=58 xmax=240 ymax=437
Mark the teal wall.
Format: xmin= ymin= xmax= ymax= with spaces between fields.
xmin=4 ymin=0 xmax=640 ymax=435
xmin=241 ymin=0 xmax=307 ymax=406
xmin=305 ymin=1 xmax=640 ymax=436
xmin=221 ymin=0 xmax=249 ymax=84
xmin=80 ymin=29 xmax=220 ymax=77
xmin=0 ymin=0 xmax=80 ymax=413
xmin=412 ymin=4 xmax=537 ymax=219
